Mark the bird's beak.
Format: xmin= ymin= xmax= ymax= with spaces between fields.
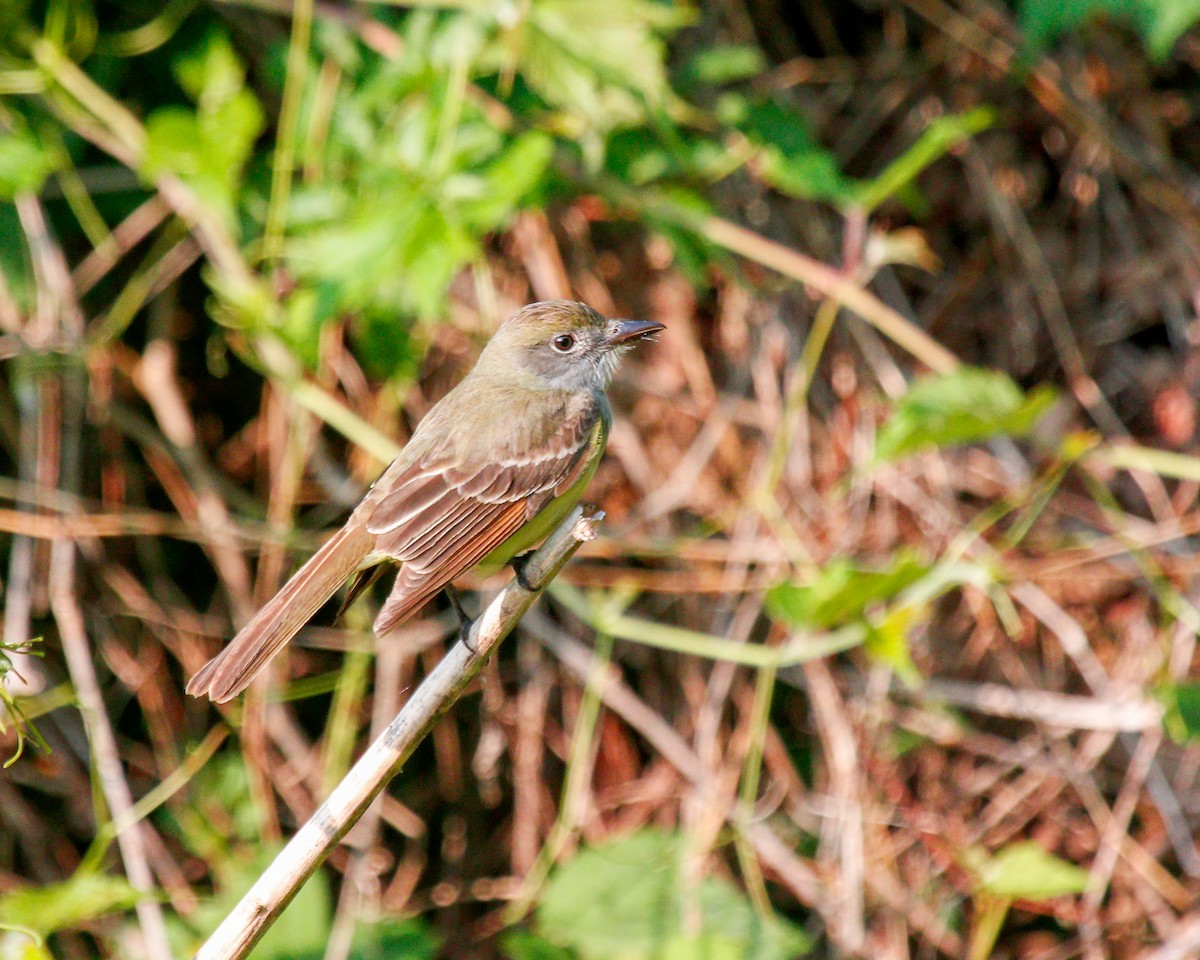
xmin=605 ymin=319 xmax=666 ymax=347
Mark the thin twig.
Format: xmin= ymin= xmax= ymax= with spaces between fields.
xmin=51 ymin=543 xmax=175 ymax=960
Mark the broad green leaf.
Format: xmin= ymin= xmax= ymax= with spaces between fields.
xmin=965 ymin=842 xmax=1089 ymax=901
xmin=0 ymin=132 xmax=52 ymax=200
xmin=661 ymin=935 xmax=744 ymax=960
xmin=0 ymin=873 xmax=140 ymax=935
xmin=537 ymin=829 xmax=811 ymax=960
xmin=874 ymin=367 xmax=1058 ymax=462
xmin=494 ymin=0 xmax=693 ymax=133
xmin=766 ymin=553 xmax=931 ymax=630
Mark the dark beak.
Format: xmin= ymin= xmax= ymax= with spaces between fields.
xmin=605 ymin=319 xmax=666 ymax=347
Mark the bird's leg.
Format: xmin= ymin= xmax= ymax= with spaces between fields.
xmin=444 ymin=584 xmax=477 ymax=652
xmin=510 ymin=551 xmax=535 ymax=591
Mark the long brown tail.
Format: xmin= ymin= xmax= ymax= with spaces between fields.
xmin=186 ymin=521 xmax=376 ymax=703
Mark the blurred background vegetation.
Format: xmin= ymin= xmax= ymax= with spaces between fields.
xmin=3 ymin=0 xmax=1200 ymax=957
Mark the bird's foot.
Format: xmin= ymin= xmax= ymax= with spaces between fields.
xmin=511 ymin=551 xmax=536 ymax=591
xmin=458 ymin=617 xmax=478 ymax=654
xmin=444 ymin=585 xmax=478 ymax=654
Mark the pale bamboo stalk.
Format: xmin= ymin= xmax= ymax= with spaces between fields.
xmin=193 ymin=505 xmax=603 ymax=960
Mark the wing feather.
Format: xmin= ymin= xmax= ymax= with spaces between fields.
xmin=363 ymin=393 xmax=601 ymax=635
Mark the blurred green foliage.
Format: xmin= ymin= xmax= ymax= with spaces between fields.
xmin=141 ymin=29 xmax=265 ymax=233
xmin=0 ymin=0 xmax=993 ymax=382
xmin=1020 ymin=0 xmax=1200 ymax=57
xmin=0 ymin=872 xmax=140 ymax=938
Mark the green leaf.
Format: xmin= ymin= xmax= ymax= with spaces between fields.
xmin=864 ymin=607 xmax=921 ymax=686
xmin=140 ymin=32 xmax=264 ymax=231
xmin=686 ymin=45 xmax=767 ymax=85
xmin=854 ymin=107 xmax=995 ymax=212
xmin=351 ymin=308 xmax=419 ymax=381
xmin=174 ymin=30 xmax=248 ymax=105
xmin=499 ymin=0 xmax=693 ymax=133
xmin=1161 ymin=681 xmax=1200 ymax=743
xmin=0 ymin=873 xmax=141 ymax=935
xmin=462 ymin=131 xmax=554 ymax=229
xmin=875 ymin=367 xmax=1058 ymax=462
xmin=965 ymin=842 xmax=1090 ymax=901
xmin=1019 ymin=0 xmax=1144 ymax=48
xmin=0 ymin=204 xmax=33 ymax=311
xmin=0 ymin=131 xmax=53 ymax=200
xmin=766 ymin=553 xmax=931 ymax=630
xmin=537 ymin=829 xmax=811 ymax=960
xmin=350 ymin=918 xmax=440 ymax=960
xmin=1139 ymin=0 xmax=1200 ymax=56
xmin=715 ymin=94 xmax=850 ymax=202
xmin=502 ymin=929 xmax=576 ymax=960
xmin=1018 ymin=0 xmax=1200 ymax=58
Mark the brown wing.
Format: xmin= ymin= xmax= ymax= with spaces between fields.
xmin=365 ymin=398 xmax=600 ymax=635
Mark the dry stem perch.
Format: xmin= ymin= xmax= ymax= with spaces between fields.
xmin=193 ymin=505 xmax=602 ymax=960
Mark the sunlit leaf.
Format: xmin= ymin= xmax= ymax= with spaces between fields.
xmin=865 ymin=606 xmax=922 ymax=686
xmin=173 ymin=29 xmax=248 ymax=104
xmin=1141 ymin=0 xmax=1200 ymax=56
xmin=766 ymin=553 xmax=931 ymax=629
xmin=0 ymin=873 xmax=140 ymax=935
xmin=462 ymin=131 xmax=555 ymax=229
xmin=0 ymin=131 xmax=53 ymax=200
xmin=854 ymin=107 xmax=995 ymax=212
xmin=965 ymin=842 xmax=1089 ymax=901
xmin=1019 ymin=0 xmax=1200 ymax=58
xmin=495 ymin=0 xmax=693 ymax=132
xmin=538 ymin=829 xmax=811 ymax=960
xmin=140 ymin=32 xmax=264 ymax=232
xmin=875 ymin=367 xmax=1058 ymax=462
xmin=686 ymin=44 xmax=767 ymax=85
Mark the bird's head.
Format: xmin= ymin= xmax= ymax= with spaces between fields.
xmin=482 ymin=300 xmax=665 ymax=393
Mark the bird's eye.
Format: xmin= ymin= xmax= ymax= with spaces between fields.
xmin=551 ymin=334 xmax=576 ymax=352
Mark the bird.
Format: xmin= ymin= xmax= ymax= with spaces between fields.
xmin=187 ymin=300 xmax=664 ymax=702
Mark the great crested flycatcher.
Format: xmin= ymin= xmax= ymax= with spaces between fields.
xmin=187 ymin=300 xmax=664 ymax=702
